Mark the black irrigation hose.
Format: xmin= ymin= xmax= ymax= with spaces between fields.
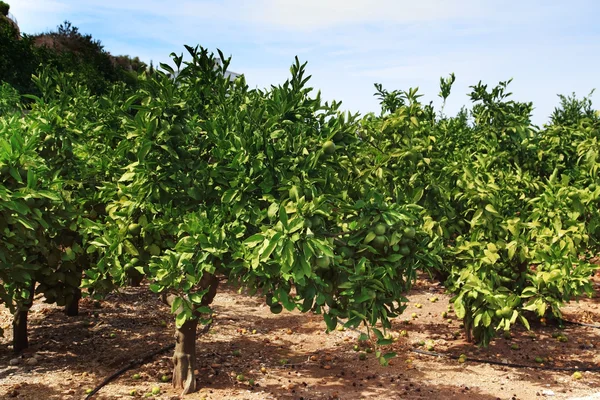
xmin=83 ymin=315 xmax=600 ymax=398
xmin=85 ymin=321 xmax=213 ymax=399
xmin=84 ymin=342 xmax=175 ymax=399
xmin=563 ymin=319 xmax=600 ymax=329
xmin=410 ymin=348 xmax=600 ymax=372
xmin=337 ymin=315 xmax=600 ymax=372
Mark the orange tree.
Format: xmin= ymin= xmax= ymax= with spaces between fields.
xmin=81 ymin=47 xmax=440 ymax=395
xmin=0 ymin=63 xmax=140 ymax=351
xmin=444 ymin=82 xmax=599 ymax=344
xmin=0 ymin=105 xmax=66 ymax=352
xmin=360 ymin=77 xmax=599 ymax=345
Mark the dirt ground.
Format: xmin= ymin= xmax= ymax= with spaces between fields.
xmin=2 ymin=275 xmax=600 ymax=400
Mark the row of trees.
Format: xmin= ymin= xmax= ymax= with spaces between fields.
xmin=1 ymin=42 xmax=598 ymax=395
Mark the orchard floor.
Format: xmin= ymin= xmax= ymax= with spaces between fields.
xmin=2 ymin=276 xmax=600 ymax=400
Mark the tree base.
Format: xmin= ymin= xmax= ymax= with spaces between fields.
xmin=127 ymin=269 xmax=144 ymax=287
xmin=64 ymin=288 xmax=81 ymax=317
xmin=172 ymin=319 xmax=198 ymax=395
xmin=13 ymin=282 xmax=35 ymax=353
xmin=168 ymin=273 xmax=219 ymax=396
xmin=13 ymin=309 xmax=29 ymax=353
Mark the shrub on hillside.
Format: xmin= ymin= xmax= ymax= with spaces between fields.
xmin=0 ymin=1 xmax=9 ymax=17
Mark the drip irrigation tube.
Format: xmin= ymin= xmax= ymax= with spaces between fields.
xmin=85 ymin=322 xmax=213 ymax=399
xmin=84 ymin=343 xmax=175 ymax=399
xmin=410 ymin=348 xmax=600 ymax=372
xmin=564 ymin=319 xmax=600 ymax=329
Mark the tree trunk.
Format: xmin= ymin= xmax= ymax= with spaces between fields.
xmin=127 ymin=269 xmax=144 ymax=287
xmin=164 ymin=272 xmax=219 ymax=396
xmin=13 ymin=281 xmax=35 ymax=353
xmin=64 ymin=287 xmax=81 ymax=316
xmin=172 ymin=319 xmax=198 ymax=395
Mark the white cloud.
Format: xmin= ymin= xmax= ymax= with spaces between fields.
xmin=9 ymin=0 xmax=73 ymax=32
xmin=7 ymin=0 xmax=599 ymax=125
xmin=245 ymin=0 xmax=487 ymax=30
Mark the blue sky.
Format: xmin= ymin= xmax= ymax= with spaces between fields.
xmin=10 ymin=0 xmax=600 ymax=124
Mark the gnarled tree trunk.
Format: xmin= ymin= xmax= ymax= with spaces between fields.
xmin=13 ymin=281 xmax=35 ymax=353
xmin=163 ymin=272 xmax=219 ymax=395
xmin=172 ymin=318 xmax=199 ymax=394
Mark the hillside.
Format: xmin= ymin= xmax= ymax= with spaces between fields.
xmin=0 ymin=2 xmax=146 ymax=97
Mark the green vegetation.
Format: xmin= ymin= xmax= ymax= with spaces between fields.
xmin=0 ymin=9 xmax=598 ymax=395
xmin=0 ymin=12 xmax=145 ymax=97
xmin=0 ymin=1 xmax=9 ymax=17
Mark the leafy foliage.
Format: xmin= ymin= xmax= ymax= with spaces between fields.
xmin=0 ymin=41 xmax=598 ymax=368
xmin=0 ymin=1 xmax=9 ymax=17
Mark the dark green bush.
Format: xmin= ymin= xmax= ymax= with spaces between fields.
xmin=0 ymin=2 xmax=9 ymax=17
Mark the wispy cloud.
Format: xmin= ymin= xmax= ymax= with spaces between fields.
xmin=9 ymin=0 xmax=600 ymax=123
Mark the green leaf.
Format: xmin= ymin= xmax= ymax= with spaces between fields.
xmin=260 ymin=232 xmax=282 ymax=262
xmin=123 ymin=240 xmax=139 ymax=256
xmin=27 ymin=170 xmax=35 ymax=189
xmin=175 ymin=310 xmax=187 ymax=328
xmin=521 ymin=286 xmax=537 ymax=298
xmin=313 ymin=240 xmax=334 ymax=258
xmin=372 ymin=328 xmax=384 ymax=340
xmin=37 ymin=190 xmax=60 ymax=201
xmin=453 ymin=297 xmax=466 ymax=319
xmin=159 ymin=63 xmax=175 ymax=74
xmin=536 ymin=300 xmax=547 ymax=316
xmin=149 ymin=284 xmax=162 ymax=293
xmin=222 ymin=189 xmax=238 ymax=204
xmin=364 ymin=231 xmax=376 ymax=244
xmin=485 ymin=204 xmax=498 ymax=214
xmin=15 ymin=217 xmax=34 ymax=230
xmin=506 ymin=241 xmax=517 ymax=260
xmin=189 ymin=292 xmax=204 ymax=304
xmin=267 ymin=203 xmax=279 ymax=219
xmin=282 ymin=240 xmax=295 ymax=271
xmin=118 ymin=172 xmax=136 ymax=182
xmin=9 ymin=167 xmax=22 ymax=182
xmin=482 ymin=311 xmax=491 ymax=327
xmin=279 ymin=204 xmax=288 ymax=229
xmin=323 ymin=312 xmax=337 ymax=331
xmin=412 ymin=188 xmax=424 ymax=203
xmin=171 ymin=297 xmax=182 ymax=314
xmin=244 ymin=234 xmax=264 ymax=248
xmin=175 ymin=237 xmax=196 ymax=252
xmin=518 ymin=314 xmax=530 ymax=330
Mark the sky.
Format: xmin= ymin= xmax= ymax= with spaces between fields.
xmin=9 ymin=0 xmax=600 ymax=124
